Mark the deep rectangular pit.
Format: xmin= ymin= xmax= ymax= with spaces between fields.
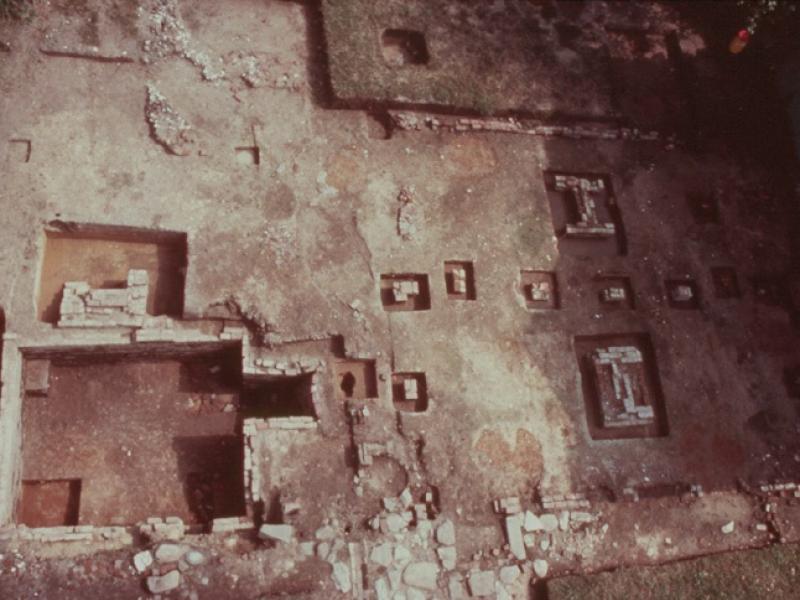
xmin=240 ymin=373 xmax=316 ymax=418
xmin=665 ymin=278 xmax=700 ymax=309
xmin=18 ymin=344 xmax=246 ymax=526
xmin=711 ymin=267 xmax=741 ymax=299
xmin=593 ymin=275 xmax=635 ymax=310
xmin=381 ymin=29 xmax=429 ymax=66
xmin=38 ymin=224 xmax=187 ymax=323
xmin=544 ymin=172 xmax=626 ymax=256
xmin=392 ymin=372 xmax=428 ymax=412
xmin=520 ymin=270 xmax=559 ymax=310
xmin=8 ymin=139 xmax=31 ymax=163
xmin=443 ymin=260 xmax=476 ymax=300
xmin=333 ymin=359 xmax=378 ymax=400
xmin=574 ymin=333 xmax=668 ymax=440
xmin=18 ymin=479 xmax=81 ymax=527
xmin=380 ymin=273 xmax=431 ymax=311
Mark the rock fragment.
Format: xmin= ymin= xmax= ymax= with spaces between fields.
xmin=146 ymin=570 xmax=181 ymax=594
xmin=403 ymin=561 xmax=440 ymax=591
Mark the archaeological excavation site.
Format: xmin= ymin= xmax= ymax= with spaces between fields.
xmin=1 ymin=0 xmax=800 ymax=598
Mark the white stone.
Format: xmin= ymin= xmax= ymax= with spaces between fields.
xmin=154 ymin=543 xmax=186 ymax=563
xmin=523 ymin=511 xmax=543 ymax=532
xmin=436 ymin=519 xmax=456 ymax=546
xmin=370 ymin=542 xmax=394 ymax=567
xmin=533 ymin=559 xmax=549 ymax=578
xmin=132 ymin=550 xmax=153 ymax=573
xmin=403 ymin=561 xmax=439 ymax=591
xmin=386 ymin=513 xmax=406 ymax=533
xmin=437 ymin=546 xmax=457 ymax=570
xmin=721 ymin=521 xmax=735 ymax=534
xmin=505 ymin=514 xmax=526 ymax=560
xmin=146 ymin=570 xmax=181 ymax=594
xmin=258 ymin=524 xmax=295 ymax=543
xmin=315 ymin=525 xmax=336 ymax=540
xmin=332 ymin=561 xmax=351 ymax=593
xmin=467 ymin=570 xmax=496 ymax=597
xmin=558 ymin=511 xmax=570 ymax=531
xmin=375 ymin=577 xmax=391 ymax=600
xmin=540 ymin=514 xmax=559 ymax=532
xmin=448 ymin=575 xmax=467 ymax=599
xmin=499 ymin=565 xmax=520 ymax=584
xmin=406 ymin=588 xmax=426 ymax=600
xmin=394 ymin=544 xmax=411 ymax=564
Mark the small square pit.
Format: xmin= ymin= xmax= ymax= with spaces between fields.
xmin=521 ymin=270 xmax=559 ymax=310
xmin=444 ymin=260 xmax=476 ymax=300
xmin=392 ymin=372 xmax=428 ymax=412
xmin=380 ymin=274 xmax=431 ymax=312
xmin=333 ymin=359 xmax=378 ymax=400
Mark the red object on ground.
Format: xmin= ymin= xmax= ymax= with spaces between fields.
xmin=737 ymin=29 xmax=750 ymax=41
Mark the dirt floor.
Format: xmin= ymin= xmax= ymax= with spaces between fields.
xmin=0 ymin=0 xmax=799 ymax=598
xmin=20 ymin=350 xmax=245 ymax=526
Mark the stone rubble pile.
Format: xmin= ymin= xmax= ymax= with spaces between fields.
xmin=130 ymin=542 xmax=206 ymax=596
xmin=145 ymin=84 xmax=196 ymax=156
xmin=58 ymin=269 xmax=149 ymax=327
xmin=397 ymin=186 xmax=419 ymax=240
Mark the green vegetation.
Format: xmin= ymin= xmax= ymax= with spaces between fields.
xmin=548 ymin=544 xmax=800 ymax=600
xmin=0 ymin=0 xmax=33 ymax=20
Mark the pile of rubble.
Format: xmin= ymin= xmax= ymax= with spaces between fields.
xmin=397 ymin=186 xmax=419 ymax=240
xmin=58 ymin=269 xmax=149 ymax=327
xmin=132 ymin=542 xmax=207 ymax=596
xmin=145 ymin=85 xmax=196 ymax=156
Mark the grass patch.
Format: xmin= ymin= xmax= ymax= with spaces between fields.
xmin=548 ymin=544 xmax=800 ymax=600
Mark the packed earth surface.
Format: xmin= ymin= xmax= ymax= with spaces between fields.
xmin=1 ymin=1 xmax=800 ymax=599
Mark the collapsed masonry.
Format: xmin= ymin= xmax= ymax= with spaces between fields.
xmin=591 ymin=346 xmax=655 ymax=429
xmin=553 ymin=175 xmax=616 ymax=238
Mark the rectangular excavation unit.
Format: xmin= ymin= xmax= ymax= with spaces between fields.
xmin=379 ymin=273 xmax=431 ymax=311
xmin=520 ymin=270 xmax=560 ymax=310
xmin=38 ymin=224 xmax=187 ymax=323
xmin=18 ymin=344 xmax=246 ymax=526
xmin=392 ymin=372 xmax=428 ymax=412
xmin=594 ymin=275 xmax=635 ymax=310
xmin=240 ymin=373 xmax=316 ymax=419
xmin=545 ymin=172 xmax=626 ymax=256
xmin=333 ymin=359 xmax=378 ymax=400
xmin=575 ymin=333 xmax=668 ymax=440
xmin=444 ymin=260 xmax=476 ymax=300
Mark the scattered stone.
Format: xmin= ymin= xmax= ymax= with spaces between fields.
xmin=540 ymin=537 xmax=551 ymax=551
xmin=394 ymin=544 xmax=411 ymax=564
xmin=154 ymin=543 xmax=186 ymax=563
xmin=437 ymin=546 xmax=457 ymax=570
xmin=403 ymin=561 xmax=440 ymax=591
xmin=332 ymin=561 xmax=351 ymax=593
xmin=448 ymin=574 xmax=467 ymax=599
xmin=505 ymin=514 xmax=526 ymax=560
xmin=145 ymin=85 xmax=196 ymax=156
xmin=467 ymin=570 xmax=496 ymax=597
xmin=299 ymin=542 xmax=315 ymax=557
xmin=436 ymin=519 xmax=456 ymax=546
xmin=540 ymin=514 xmax=559 ymax=532
xmin=316 ymin=542 xmax=331 ymax=560
xmin=375 ymin=577 xmax=391 ymax=600
xmin=370 ymin=542 xmax=394 ymax=567
xmin=258 ymin=524 xmax=295 ymax=543
xmin=533 ymin=559 xmax=549 ymax=578
xmin=523 ymin=511 xmax=543 ymax=532
xmin=386 ymin=513 xmax=406 ymax=533
xmin=146 ymin=570 xmax=181 ymax=594
xmin=133 ymin=550 xmax=153 ymax=573
xmin=721 ymin=521 xmax=735 ymax=534
xmin=184 ymin=549 xmax=204 ymax=566
xmin=315 ymin=525 xmax=336 ymax=541
xmin=558 ymin=511 xmax=570 ymax=531
xmin=499 ymin=565 xmax=521 ymax=584
xmin=523 ymin=533 xmax=536 ymax=548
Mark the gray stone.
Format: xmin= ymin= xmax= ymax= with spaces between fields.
xmin=499 ymin=565 xmax=521 ymax=584
xmin=375 ymin=576 xmax=391 ymax=600
xmin=394 ymin=544 xmax=411 ymax=564
xmin=407 ymin=588 xmax=426 ymax=600
xmin=403 ymin=561 xmax=440 ymax=591
xmin=132 ymin=550 xmax=153 ymax=573
xmin=154 ymin=543 xmax=186 ymax=563
xmin=258 ymin=524 xmax=295 ymax=543
xmin=146 ymin=570 xmax=181 ymax=594
xmin=436 ymin=519 xmax=456 ymax=546
xmin=533 ymin=559 xmax=549 ymax=578
xmin=467 ymin=570 xmax=496 ymax=597
xmin=315 ymin=525 xmax=336 ymax=540
xmin=448 ymin=574 xmax=467 ymax=599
